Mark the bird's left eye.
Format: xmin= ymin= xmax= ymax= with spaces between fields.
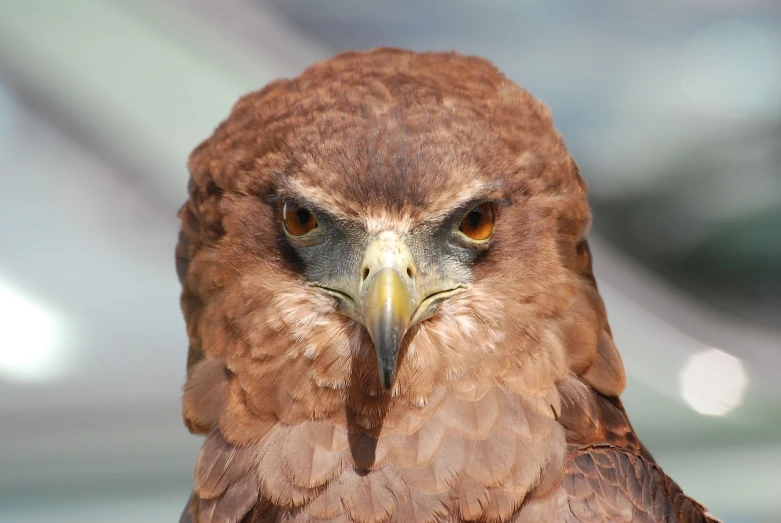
xmin=283 ymin=200 xmax=319 ymax=236
xmin=459 ymin=202 xmax=495 ymax=241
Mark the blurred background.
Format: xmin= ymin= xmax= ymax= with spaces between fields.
xmin=0 ymin=1 xmax=779 ymax=521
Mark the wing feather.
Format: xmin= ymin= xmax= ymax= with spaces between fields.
xmin=555 ymin=445 xmax=719 ymax=523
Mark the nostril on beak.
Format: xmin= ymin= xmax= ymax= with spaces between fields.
xmin=362 ymin=267 xmax=370 ymax=281
xmin=406 ymin=266 xmax=413 ymax=279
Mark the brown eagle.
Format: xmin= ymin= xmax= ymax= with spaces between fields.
xmin=176 ymin=47 xmax=718 ymax=522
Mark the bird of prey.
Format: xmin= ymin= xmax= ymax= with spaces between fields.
xmin=176 ymin=48 xmax=719 ymax=522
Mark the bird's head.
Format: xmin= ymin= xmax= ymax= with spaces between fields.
xmin=178 ymin=48 xmax=606 ymax=404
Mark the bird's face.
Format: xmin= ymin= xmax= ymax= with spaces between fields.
xmin=181 ymin=49 xmax=592 ymax=398
xmin=261 ymin=102 xmax=580 ymax=394
xmin=278 ymin=192 xmax=497 ymax=389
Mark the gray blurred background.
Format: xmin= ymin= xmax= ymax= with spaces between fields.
xmin=0 ymin=1 xmax=779 ymax=522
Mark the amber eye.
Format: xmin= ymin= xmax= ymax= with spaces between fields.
xmin=459 ymin=202 xmax=495 ymax=240
xmin=282 ymin=200 xmax=318 ymax=236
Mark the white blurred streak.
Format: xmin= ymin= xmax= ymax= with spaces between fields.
xmin=0 ymin=0 xmax=316 ymax=210
xmin=0 ymin=274 xmax=71 ymax=383
xmin=681 ymin=21 xmax=781 ymax=120
xmin=681 ymin=348 xmax=748 ymax=416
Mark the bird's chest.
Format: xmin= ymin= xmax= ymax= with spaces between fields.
xmin=253 ymin=387 xmax=568 ymax=522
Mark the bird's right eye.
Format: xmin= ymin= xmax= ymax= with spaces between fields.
xmin=282 ymin=200 xmax=319 ymax=236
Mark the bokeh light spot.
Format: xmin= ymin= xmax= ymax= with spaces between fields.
xmin=680 ymin=348 xmax=748 ymax=416
xmin=0 ymin=275 xmax=71 ymax=383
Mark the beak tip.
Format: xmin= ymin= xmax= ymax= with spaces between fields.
xmin=379 ymin=366 xmax=395 ymax=390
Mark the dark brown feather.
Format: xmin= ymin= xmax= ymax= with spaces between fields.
xmin=551 ymin=445 xmax=717 ymax=522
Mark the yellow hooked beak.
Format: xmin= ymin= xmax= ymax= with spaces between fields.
xmin=359 ymin=232 xmax=416 ymax=389
xmin=310 ymin=230 xmax=466 ymax=389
